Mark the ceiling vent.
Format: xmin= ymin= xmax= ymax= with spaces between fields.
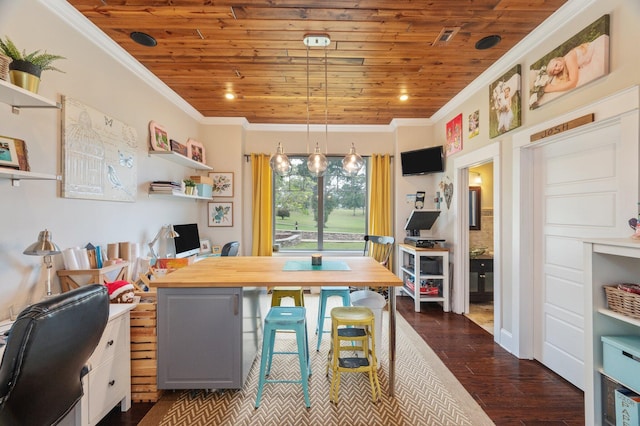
xmin=433 ymin=27 xmax=460 ymax=46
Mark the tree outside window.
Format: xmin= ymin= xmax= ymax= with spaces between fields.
xmin=273 ymin=156 xmax=367 ymax=251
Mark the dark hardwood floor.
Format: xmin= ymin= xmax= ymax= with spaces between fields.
xmin=99 ymin=295 xmax=584 ymax=425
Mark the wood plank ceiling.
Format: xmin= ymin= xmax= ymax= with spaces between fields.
xmin=68 ymin=0 xmax=567 ymax=125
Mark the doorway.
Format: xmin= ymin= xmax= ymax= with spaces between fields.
xmin=452 ymin=142 xmax=501 ymax=342
xmin=466 ymin=163 xmax=494 ymax=334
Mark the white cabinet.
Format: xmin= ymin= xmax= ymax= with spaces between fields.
xmin=75 ymin=304 xmax=134 ymax=425
xmin=398 ymin=243 xmax=450 ymax=312
xmin=584 ymin=238 xmax=640 ymax=426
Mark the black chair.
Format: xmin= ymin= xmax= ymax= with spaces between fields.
xmin=363 ymin=235 xmax=395 ymax=268
xmin=221 ymin=241 xmax=239 ymax=256
xmin=0 ymin=284 xmax=109 ymax=425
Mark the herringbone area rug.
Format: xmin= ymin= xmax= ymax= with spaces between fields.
xmin=139 ymin=294 xmax=494 ymax=426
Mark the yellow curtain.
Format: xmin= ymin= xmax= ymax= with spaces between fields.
xmin=368 ymin=153 xmax=393 ymax=270
xmin=251 ymin=154 xmax=273 ymax=256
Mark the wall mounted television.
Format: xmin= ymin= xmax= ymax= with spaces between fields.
xmin=400 ymin=145 xmax=445 ymax=176
xmin=173 ymin=223 xmax=201 ymax=258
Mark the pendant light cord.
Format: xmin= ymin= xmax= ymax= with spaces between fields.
xmin=324 ymin=43 xmax=328 ymax=154
xmin=306 ymin=43 xmax=310 ymax=154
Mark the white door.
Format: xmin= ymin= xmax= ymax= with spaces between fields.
xmin=531 ymin=119 xmax=635 ymax=389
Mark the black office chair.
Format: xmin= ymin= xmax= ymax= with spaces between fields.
xmin=0 ymin=284 xmax=109 ymax=425
xmin=221 ymin=241 xmax=239 ymax=256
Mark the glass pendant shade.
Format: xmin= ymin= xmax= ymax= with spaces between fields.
xmin=307 ymin=143 xmax=328 ymax=177
xmin=342 ymin=143 xmax=364 ymax=176
xmin=269 ymin=142 xmax=292 ymax=176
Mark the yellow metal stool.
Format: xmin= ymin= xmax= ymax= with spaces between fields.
xmin=271 ymin=286 xmax=305 ymax=307
xmin=326 ymin=306 xmax=380 ymax=404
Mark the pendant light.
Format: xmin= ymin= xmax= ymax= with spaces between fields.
xmin=269 ymin=142 xmax=291 ymax=176
xmin=342 ymin=142 xmax=364 ymax=176
xmin=305 ymin=35 xmax=329 ymax=178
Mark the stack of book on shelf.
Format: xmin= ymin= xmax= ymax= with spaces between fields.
xmin=149 ymin=181 xmax=183 ymax=195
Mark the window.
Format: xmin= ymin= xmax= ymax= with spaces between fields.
xmin=273 ymin=156 xmax=368 ymax=252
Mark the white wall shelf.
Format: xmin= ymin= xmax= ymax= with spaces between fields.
xmin=0 ymin=168 xmax=60 ymax=186
xmin=148 ymin=190 xmax=212 ymax=201
xmin=148 ymin=150 xmax=213 ymax=171
xmin=0 ymin=78 xmax=60 ymax=113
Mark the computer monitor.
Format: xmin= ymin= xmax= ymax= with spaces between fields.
xmin=404 ymin=210 xmax=441 ymax=231
xmin=173 ymin=223 xmax=201 ymax=258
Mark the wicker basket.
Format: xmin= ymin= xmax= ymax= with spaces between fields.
xmin=604 ymin=285 xmax=640 ymax=320
xmin=0 ymin=54 xmax=11 ymax=81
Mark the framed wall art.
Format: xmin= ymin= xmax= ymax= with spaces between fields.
xmin=0 ymin=135 xmax=20 ymax=168
xmin=186 ymin=138 xmax=206 ymax=164
xmin=208 ymin=202 xmax=233 ymax=227
xmin=62 ymin=96 xmax=138 ymax=202
xmin=529 ymin=15 xmax=609 ymax=110
xmin=149 ymin=121 xmax=169 ymax=151
xmin=489 ymin=64 xmax=521 ymax=138
xmin=199 ymin=239 xmax=212 ymax=254
xmin=209 ymin=171 xmax=234 ymax=197
xmin=445 ymin=113 xmax=463 ymax=156
xmin=170 ymin=139 xmax=188 ymax=156
xmin=468 ymin=110 xmax=479 ymax=139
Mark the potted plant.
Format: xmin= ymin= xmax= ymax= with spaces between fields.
xmin=0 ymin=36 xmax=65 ymax=93
xmin=183 ymin=179 xmax=196 ymax=195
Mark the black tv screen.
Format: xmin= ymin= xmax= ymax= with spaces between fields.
xmin=173 ymin=223 xmax=201 ymax=258
xmin=400 ymin=145 xmax=445 ymax=176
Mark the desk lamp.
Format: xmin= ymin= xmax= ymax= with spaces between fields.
xmin=148 ymin=224 xmax=179 ymax=262
xmin=23 ymin=229 xmax=62 ymax=297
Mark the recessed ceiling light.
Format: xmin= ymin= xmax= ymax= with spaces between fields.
xmin=475 ymin=35 xmax=501 ymax=50
xmin=399 ymin=94 xmax=409 ymax=102
xmin=225 ymin=93 xmax=236 ymax=100
xmin=130 ymin=31 xmax=157 ymax=47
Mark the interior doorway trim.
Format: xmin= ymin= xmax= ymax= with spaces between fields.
xmin=511 ymin=85 xmax=639 ymax=359
xmin=453 ymin=142 xmax=501 ymax=340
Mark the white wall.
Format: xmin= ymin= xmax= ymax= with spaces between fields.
xmin=0 ymin=0 xmax=202 ymax=316
xmin=430 ymin=0 xmax=640 ymax=346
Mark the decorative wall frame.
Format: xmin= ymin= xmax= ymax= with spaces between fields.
xmin=199 ymin=239 xmax=212 ymax=254
xmin=13 ymin=138 xmax=30 ymax=171
xmin=149 ymin=121 xmax=169 ymax=151
xmin=209 ymin=171 xmax=234 ymax=197
xmin=62 ymin=96 xmax=138 ymax=202
xmin=186 ymin=138 xmax=206 ymax=163
xmin=529 ymin=15 xmax=609 ymax=110
xmin=445 ymin=113 xmax=463 ymax=157
xmin=489 ymin=64 xmax=521 ymax=138
xmin=170 ymin=139 xmax=188 ymax=156
xmin=468 ymin=110 xmax=479 ymax=139
xmin=0 ymin=136 xmax=20 ymax=168
xmin=208 ymin=202 xmax=233 ymax=227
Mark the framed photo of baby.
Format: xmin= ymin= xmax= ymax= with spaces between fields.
xmin=529 ymin=14 xmax=609 ymax=110
xmin=489 ymin=65 xmax=521 ymax=138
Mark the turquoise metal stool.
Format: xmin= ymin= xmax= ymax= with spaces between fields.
xmin=255 ymin=306 xmax=311 ymax=408
xmin=316 ymin=286 xmax=351 ymax=351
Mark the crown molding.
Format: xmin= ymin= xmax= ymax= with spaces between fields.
xmin=42 ymin=0 xmax=594 ymax=127
xmin=431 ymin=0 xmax=596 ymax=122
xmin=41 ymin=0 xmax=204 ymax=121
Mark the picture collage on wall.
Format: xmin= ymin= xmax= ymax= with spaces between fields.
xmin=443 ymin=14 xmax=609 ymax=151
